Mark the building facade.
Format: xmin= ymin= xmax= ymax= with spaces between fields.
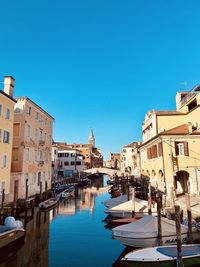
xmin=11 ymin=97 xmax=54 ymax=199
xmin=121 ymin=142 xmax=141 ymax=177
xmin=0 ymin=76 xmax=16 ymax=202
xmin=139 ymin=86 xmax=200 ymax=196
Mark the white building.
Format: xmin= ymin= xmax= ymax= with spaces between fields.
xmin=121 ymin=142 xmax=141 ymax=177
xmin=57 ymin=147 xmax=85 ymax=177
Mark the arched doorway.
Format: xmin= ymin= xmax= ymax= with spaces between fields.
xmin=176 ymin=171 xmax=190 ymax=193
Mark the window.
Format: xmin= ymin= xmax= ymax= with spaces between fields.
xmin=71 ymin=161 xmax=75 ymax=165
xmin=65 ymin=153 xmax=69 ymax=157
xmin=36 ymin=112 xmax=39 ymax=120
xmin=13 ymin=123 xmax=20 ymax=136
xmin=3 ymin=131 xmax=10 ymax=143
xmin=0 ymin=104 xmax=2 ymax=116
xmin=35 ymin=128 xmax=38 ymax=141
xmin=12 ymin=148 xmax=19 ymax=161
xmin=27 ymin=124 xmax=31 ymax=137
xmin=25 ymin=148 xmax=30 ymax=161
xmin=0 ymin=129 xmax=2 ymax=142
xmin=35 ymin=150 xmax=38 ymax=161
xmin=27 ymin=107 xmax=31 ymax=115
xmin=64 ymin=162 xmax=69 ymax=166
xmin=158 ymin=142 xmax=163 ymax=157
xmin=2 ymin=155 xmax=7 ymax=168
xmin=6 ymin=108 xmax=10 ymax=120
xmin=175 ymin=142 xmax=189 ymax=156
xmin=76 ymin=161 xmax=81 ymax=166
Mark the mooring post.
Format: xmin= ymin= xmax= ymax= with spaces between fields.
xmin=40 ymin=181 xmax=43 ymax=201
xmin=148 ymin=182 xmax=152 ymax=215
xmin=170 ymin=186 xmax=175 ymax=209
xmin=157 ymin=196 xmax=163 ymax=246
xmin=45 ymin=181 xmax=48 ymax=200
xmin=0 ymin=189 xmax=5 ymax=224
xmin=185 ymin=192 xmax=193 ymax=243
xmin=175 ymin=205 xmax=184 ymax=267
xmin=132 ymin=188 xmax=135 ymax=217
xmin=127 ymin=183 xmax=130 ymax=201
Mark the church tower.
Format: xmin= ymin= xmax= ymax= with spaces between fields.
xmin=89 ymin=129 xmax=95 ymax=147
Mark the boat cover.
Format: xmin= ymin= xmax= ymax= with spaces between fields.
xmin=157 ymin=245 xmax=200 ymax=257
xmin=108 ymin=198 xmax=157 ymax=213
xmin=112 ymin=215 xmax=189 ymax=238
xmin=103 ymin=195 xmax=128 ymax=208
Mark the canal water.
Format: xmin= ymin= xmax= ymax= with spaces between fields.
xmin=0 ymin=175 xmax=128 ymax=267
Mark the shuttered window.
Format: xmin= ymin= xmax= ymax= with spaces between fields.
xmin=13 ymin=123 xmax=20 ymax=136
xmin=175 ymin=141 xmax=189 ymax=156
xmin=158 ymin=142 xmax=163 ymax=157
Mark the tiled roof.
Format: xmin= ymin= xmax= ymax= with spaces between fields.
xmin=124 ymin=142 xmax=141 ymax=148
xmin=162 ymin=124 xmax=190 ymax=134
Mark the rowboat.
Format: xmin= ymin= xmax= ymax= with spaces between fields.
xmin=121 ymin=244 xmax=200 ymax=267
xmin=39 ymin=196 xmax=60 ymax=211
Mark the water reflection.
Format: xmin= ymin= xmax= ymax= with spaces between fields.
xmin=0 ymin=175 xmax=124 ymax=267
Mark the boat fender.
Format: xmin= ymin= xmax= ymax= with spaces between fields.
xmin=4 ymin=216 xmax=17 ymax=228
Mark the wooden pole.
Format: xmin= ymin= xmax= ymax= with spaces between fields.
xmin=175 ymin=205 xmax=184 ymax=267
xmin=45 ymin=181 xmax=48 ymax=200
xmin=127 ymin=183 xmax=130 ymax=201
xmin=185 ymin=192 xmax=193 ymax=243
xmin=170 ymin=186 xmax=175 ymax=209
xmin=40 ymin=181 xmax=43 ymax=201
xmin=157 ymin=196 xmax=163 ymax=246
xmin=148 ymin=182 xmax=152 ymax=215
xmin=132 ymin=188 xmax=135 ymax=217
xmin=25 ymin=179 xmax=28 ymax=200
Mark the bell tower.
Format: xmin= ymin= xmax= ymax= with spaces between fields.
xmin=89 ymin=129 xmax=95 ymax=147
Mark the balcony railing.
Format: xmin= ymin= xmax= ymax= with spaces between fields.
xmin=179 ymin=93 xmax=196 ymax=108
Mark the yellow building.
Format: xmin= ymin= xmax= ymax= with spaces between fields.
xmin=139 ymin=86 xmax=200 ymax=196
xmin=0 ymin=76 xmax=16 ymax=202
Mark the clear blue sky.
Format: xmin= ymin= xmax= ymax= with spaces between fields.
xmin=1 ymin=0 xmax=200 ymax=159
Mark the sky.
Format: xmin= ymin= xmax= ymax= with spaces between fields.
xmin=1 ymin=0 xmax=200 ymax=159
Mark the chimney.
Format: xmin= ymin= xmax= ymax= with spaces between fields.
xmin=4 ymin=76 xmax=15 ymax=97
xmin=188 ymin=122 xmax=192 ymax=133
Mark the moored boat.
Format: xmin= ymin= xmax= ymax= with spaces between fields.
xmin=112 ymin=215 xmax=199 ymax=248
xmin=121 ymin=244 xmax=200 ymax=267
xmin=0 ymin=216 xmax=25 ymax=249
xmin=39 ymin=196 xmax=60 ymax=211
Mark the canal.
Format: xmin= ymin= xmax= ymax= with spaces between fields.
xmin=0 ymin=175 xmax=127 ymax=267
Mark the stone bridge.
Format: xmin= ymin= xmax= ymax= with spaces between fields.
xmin=84 ymin=167 xmax=121 ymax=177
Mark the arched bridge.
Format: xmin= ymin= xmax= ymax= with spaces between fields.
xmin=84 ymin=167 xmax=121 ymax=177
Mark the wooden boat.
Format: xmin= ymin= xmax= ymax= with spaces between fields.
xmin=39 ymin=196 xmax=60 ymax=211
xmin=121 ymin=244 xmax=200 ymax=267
xmin=0 ymin=225 xmax=25 ymax=249
xmin=112 ymin=215 xmax=199 ymax=248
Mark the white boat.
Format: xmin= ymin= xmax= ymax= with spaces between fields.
xmin=0 ymin=217 xmax=25 ymax=249
xmin=105 ymin=198 xmax=157 ymax=218
xmin=112 ymin=215 xmax=199 ymax=248
xmin=39 ymin=196 xmax=60 ymax=211
xmin=121 ymin=244 xmax=200 ymax=267
xmin=102 ymin=194 xmax=128 ymax=208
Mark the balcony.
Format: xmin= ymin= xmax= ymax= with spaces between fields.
xmin=39 ymin=140 xmax=45 ymax=146
xmin=38 ymin=161 xmax=44 ymax=166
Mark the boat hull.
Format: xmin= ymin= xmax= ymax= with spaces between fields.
xmin=113 ymin=234 xmax=188 ymax=248
xmin=123 ymin=256 xmax=200 ymax=267
xmin=0 ymin=228 xmax=25 ymax=249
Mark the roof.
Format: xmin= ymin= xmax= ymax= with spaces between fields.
xmin=123 ymin=142 xmax=141 ymax=148
xmin=58 ymin=147 xmax=82 ymax=153
xmin=15 ymin=96 xmax=54 ymax=120
xmin=155 ymin=110 xmax=184 ymax=115
xmin=139 ymin=124 xmax=200 ymax=148
xmin=0 ymin=90 xmax=17 ymax=103
xmin=162 ymin=124 xmax=190 ymax=135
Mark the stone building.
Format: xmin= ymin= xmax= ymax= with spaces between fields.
xmin=11 ymin=96 xmax=54 ymax=199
